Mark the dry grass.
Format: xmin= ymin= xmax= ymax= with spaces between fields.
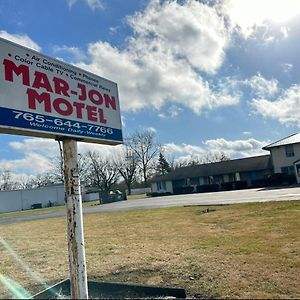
xmin=0 ymin=200 xmax=300 ymax=299
xmin=127 ymin=193 xmax=148 ymax=200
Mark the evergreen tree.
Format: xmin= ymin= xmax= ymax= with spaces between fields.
xmin=156 ymin=152 xmax=171 ymax=175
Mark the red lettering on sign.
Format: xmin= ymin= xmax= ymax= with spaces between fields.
xmin=53 ymin=77 xmax=70 ymax=97
xmin=2 ymin=59 xmax=115 ymax=126
xmin=78 ymin=83 xmax=87 ymax=101
xmin=98 ymin=108 xmax=107 ymax=124
xmin=73 ymin=102 xmax=85 ymax=118
xmin=32 ymin=71 xmax=53 ymax=92
xmin=88 ymin=89 xmax=103 ymax=105
xmin=27 ymin=88 xmax=52 ymax=112
xmin=86 ymin=105 xmax=97 ymax=122
xmin=3 ymin=59 xmax=30 ymax=86
xmin=53 ymin=98 xmax=73 ymax=116
xmin=104 ymin=94 xmax=116 ymax=110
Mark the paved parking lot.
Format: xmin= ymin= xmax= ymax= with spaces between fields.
xmin=1 ymin=186 xmax=300 ymax=224
xmin=85 ymin=185 xmax=300 ymax=213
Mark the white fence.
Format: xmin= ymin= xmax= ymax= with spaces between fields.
xmin=83 ymin=192 xmax=99 ymax=202
xmin=127 ymin=188 xmax=151 ymax=195
xmin=0 ymin=185 xmax=65 ymax=213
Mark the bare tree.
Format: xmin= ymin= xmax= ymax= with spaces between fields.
xmin=48 ymin=149 xmax=90 ymax=185
xmin=126 ymin=130 xmax=160 ymax=187
xmin=169 ymin=151 xmax=230 ymax=170
xmin=49 ymin=156 xmax=64 ymax=183
xmin=203 ymin=151 xmax=230 ymax=163
xmin=86 ymin=151 xmax=120 ymax=191
xmin=15 ymin=176 xmax=35 ymax=189
xmin=115 ymin=147 xmax=138 ymax=195
xmin=0 ymin=170 xmax=13 ymax=190
xmin=77 ymin=153 xmax=90 ymax=185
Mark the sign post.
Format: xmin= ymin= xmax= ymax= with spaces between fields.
xmin=63 ymin=139 xmax=88 ymax=299
xmin=0 ymin=37 xmax=123 ymax=299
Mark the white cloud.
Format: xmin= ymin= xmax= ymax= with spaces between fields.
xmin=9 ymin=139 xmax=59 ymax=156
xmin=223 ymin=0 xmax=300 ymax=38
xmin=244 ymin=74 xmax=279 ymax=98
xmin=280 ymin=26 xmax=289 ymax=38
xmin=158 ymin=105 xmax=182 ymax=119
xmin=163 ymin=143 xmax=205 ymax=157
xmin=163 ymin=137 xmax=269 ymax=161
xmin=204 ymin=138 xmax=269 ymax=158
xmin=281 ymin=63 xmax=293 ymax=73
xmin=147 ymin=127 xmax=157 ymax=133
xmin=4 ymin=137 xmax=123 ymax=176
xmin=75 ymin=0 xmax=239 ymax=115
xmin=0 ymin=152 xmax=53 ymax=175
xmin=7 ymin=139 xmax=59 ymax=175
xmin=109 ymin=26 xmax=120 ymax=34
xmin=85 ymin=0 xmax=104 ymax=11
xmin=52 ymin=45 xmax=87 ymax=62
xmin=252 ymin=85 xmax=300 ymax=127
xmin=66 ymin=0 xmax=77 ymax=8
xmin=243 ymin=131 xmax=252 ymax=136
xmin=127 ymin=0 xmax=228 ymax=74
xmin=66 ymin=0 xmax=104 ymax=10
xmin=0 ymin=31 xmax=41 ymax=51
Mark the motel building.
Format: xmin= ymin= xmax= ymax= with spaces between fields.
xmin=151 ymin=133 xmax=300 ymax=195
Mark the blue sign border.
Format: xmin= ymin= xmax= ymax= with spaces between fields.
xmin=0 ymin=107 xmax=123 ymax=143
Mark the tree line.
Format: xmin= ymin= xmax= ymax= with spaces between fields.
xmin=0 ymin=130 xmax=229 ymax=194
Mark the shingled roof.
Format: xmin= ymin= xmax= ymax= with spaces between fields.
xmin=263 ymin=133 xmax=300 ymax=150
xmin=151 ymin=155 xmax=272 ymax=182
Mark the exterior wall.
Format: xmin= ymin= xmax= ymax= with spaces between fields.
xmin=128 ymin=188 xmax=151 ymax=195
xmin=294 ymin=162 xmax=300 ymax=183
xmin=156 ymin=168 xmax=272 ymax=195
xmin=83 ymin=192 xmax=99 ymax=202
xmin=0 ymin=185 xmax=65 ymax=213
xmin=270 ymin=144 xmax=300 ymax=173
xmin=151 ymin=180 xmax=173 ymax=194
xmin=151 ymin=182 xmax=157 ymax=193
xmin=166 ymin=181 xmax=173 ymax=194
xmin=173 ymin=179 xmax=185 ymax=189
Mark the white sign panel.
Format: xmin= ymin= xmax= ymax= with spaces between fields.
xmin=0 ymin=37 xmax=123 ymax=144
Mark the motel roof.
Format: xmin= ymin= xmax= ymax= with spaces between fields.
xmin=263 ymin=133 xmax=300 ymax=150
xmin=151 ymin=155 xmax=272 ymax=182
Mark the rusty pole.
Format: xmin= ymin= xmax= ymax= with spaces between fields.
xmin=63 ymin=139 xmax=88 ymax=299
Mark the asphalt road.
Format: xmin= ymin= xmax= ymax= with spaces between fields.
xmin=1 ymin=186 xmax=300 ymax=224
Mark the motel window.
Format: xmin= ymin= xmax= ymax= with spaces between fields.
xmin=281 ymin=166 xmax=295 ymax=175
xmin=157 ymin=181 xmax=166 ymax=191
xmin=285 ymin=145 xmax=294 ymax=157
xmin=156 ymin=182 xmax=161 ymax=191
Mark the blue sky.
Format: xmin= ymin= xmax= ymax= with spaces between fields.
xmin=1 ymin=0 xmax=300 ymax=178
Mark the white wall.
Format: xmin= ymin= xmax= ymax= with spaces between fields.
xmin=83 ymin=192 xmax=99 ymax=202
xmin=151 ymin=181 xmax=173 ymax=193
xmin=0 ymin=185 xmax=65 ymax=213
xmin=270 ymin=144 xmax=300 ymax=173
xmin=128 ymin=188 xmax=151 ymax=195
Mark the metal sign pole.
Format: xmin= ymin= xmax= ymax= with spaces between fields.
xmin=63 ymin=139 xmax=88 ymax=299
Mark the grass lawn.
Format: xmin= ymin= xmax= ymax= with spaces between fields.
xmin=127 ymin=193 xmax=147 ymax=200
xmin=0 ymin=200 xmax=299 ymax=299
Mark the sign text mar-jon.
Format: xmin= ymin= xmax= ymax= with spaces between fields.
xmin=0 ymin=37 xmax=122 ymax=144
xmin=3 ymin=58 xmax=115 ymax=125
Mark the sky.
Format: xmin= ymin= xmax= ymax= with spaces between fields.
xmin=1 ymin=0 xmax=300 ymax=179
